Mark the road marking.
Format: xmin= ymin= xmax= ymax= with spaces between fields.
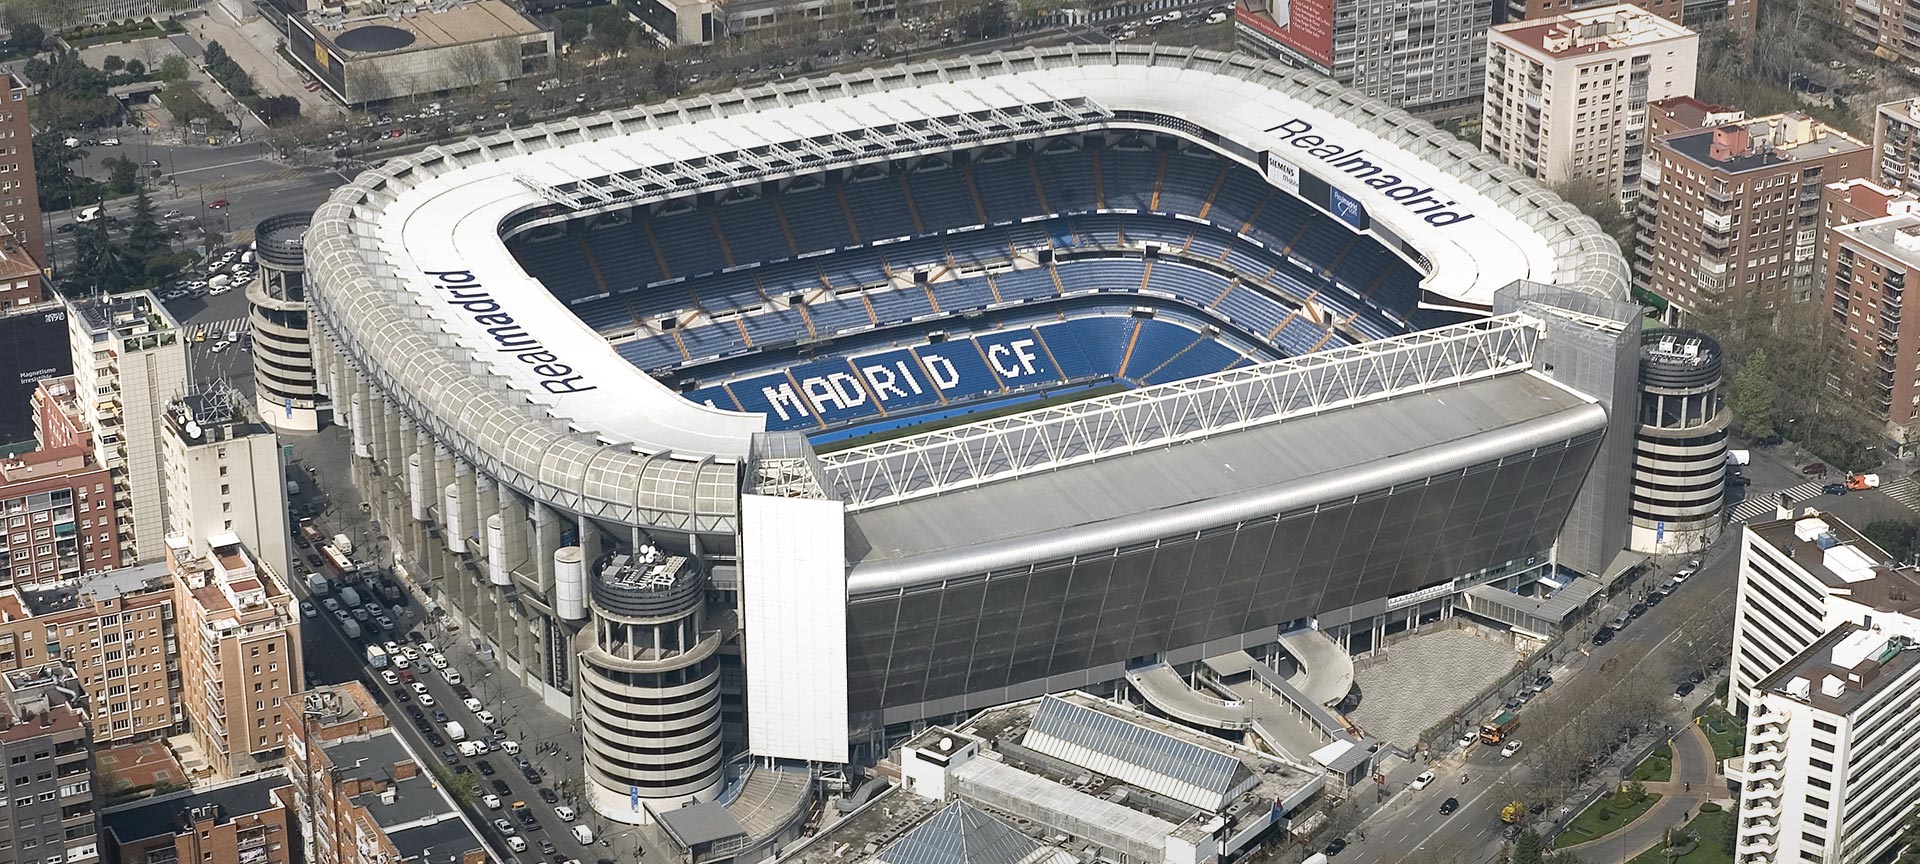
xmin=1885 ymin=476 xmax=1920 ymax=512
xmin=173 ymin=157 xmax=269 ymax=177
xmin=188 ymin=316 xmax=249 ymax=341
xmin=1726 ymin=481 xmax=1823 ymax=523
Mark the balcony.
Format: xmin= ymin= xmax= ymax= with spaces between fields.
xmin=1750 ymin=723 xmax=1787 ymax=745
xmin=1745 ymin=779 xmax=1782 ymax=800
xmin=1736 ymin=836 xmax=1777 ymax=855
xmin=1744 ymin=758 xmax=1783 ymax=780
xmin=1743 ymin=800 xmax=1779 ymax=821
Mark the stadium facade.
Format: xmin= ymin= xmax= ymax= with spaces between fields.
xmin=307 ymin=46 xmax=1632 ymax=823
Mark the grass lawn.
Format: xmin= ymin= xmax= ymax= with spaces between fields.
xmin=1562 ymin=792 xmax=1662 ymax=845
xmin=1631 ymin=743 xmax=1675 ymax=783
xmin=62 ymin=19 xmax=184 ymax=48
xmin=1698 ymin=705 xmax=1745 ymax=762
xmin=1626 ymin=808 xmax=1735 ymax=864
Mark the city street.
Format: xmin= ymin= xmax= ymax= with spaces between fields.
xmin=42 ymin=165 xmax=346 ymax=274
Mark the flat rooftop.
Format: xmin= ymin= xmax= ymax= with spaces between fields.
xmin=102 ymin=774 xmax=289 ymax=844
xmin=844 ymin=370 xmax=1601 ymax=585
xmin=68 ymin=290 xmax=177 ymax=338
xmin=1758 ymin=623 xmax=1920 ymax=716
xmin=1664 ymin=113 xmax=1867 ymax=175
xmin=1494 ymin=4 xmax=1695 ymax=58
xmin=385 ymin=816 xmax=489 ymax=864
xmin=322 ymin=731 xmax=416 ymax=783
xmin=1834 ymin=211 xmax=1920 ymax=265
xmin=1748 ymin=512 xmax=1920 ymax=616
xmin=301 ymin=0 xmax=541 ymax=56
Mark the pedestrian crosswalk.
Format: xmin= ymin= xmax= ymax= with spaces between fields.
xmin=1726 ymin=481 xmax=1825 ymax=524
xmin=1885 ymin=476 xmax=1920 ymax=511
xmin=187 ymin=317 xmax=248 ymax=342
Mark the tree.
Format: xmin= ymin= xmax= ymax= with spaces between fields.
xmin=1550 ymin=177 xmax=1635 ymax=256
xmin=124 ymin=58 xmax=145 ymax=77
xmin=31 ymin=131 xmax=92 ymax=211
xmin=258 ymin=95 xmax=300 ymax=126
xmin=101 ymin=54 xmax=123 ymax=73
xmin=157 ymin=0 xmax=192 ymax=19
xmin=1509 ymin=829 xmax=1546 ymax=864
xmin=5 ymin=21 xmax=42 ymax=56
xmin=586 ymin=4 xmax=634 ymax=54
xmin=1726 ymin=346 xmax=1776 ymax=438
xmin=156 ymin=54 xmax=188 ymax=82
xmin=203 ymin=41 xmax=230 ymax=73
xmin=68 ymin=203 xmax=134 ymax=295
xmin=126 ymin=186 xmax=165 ymax=259
xmin=651 ymin=61 xmax=679 ymax=96
xmin=103 ymin=156 xmax=138 ymax=196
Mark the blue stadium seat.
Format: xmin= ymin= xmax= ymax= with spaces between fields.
xmin=1055 ymin=258 xmax=1146 ymax=294
xmin=1144 ymin=260 xmax=1232 ymax=308
xmin=1213 ymin=285 xmax=1287 ymax=337
xmin=970 ymin=159 xmax=1041 ymax=224
xmin=991 ymin=269 xmax=1057 ymax=302
xmin=867 ymin=288 xmax=934 ymax=324
xmin=755 ymin=261 xmax=827 ymax=299
xmin=743 ymin=309 xmax=809 ymax=345
xmin=1038 ymin=316 xmax=1136 ymax=380
xmin=650 ymin=210 xmax=730 ymax=278
xmin=1208 ymin=169 xmax=1270 ymax=228
xmin=714 ymin=198 xmax=791 ymax=264
xmin=584 ymin=223 xmax=666 ymax=289
xmin=1034 ymin=151 xmax=1097 ymax=212
xmin=805 ymin=298 xmax=874 ymax=333
xmin=627 ymin=285 xmax=693 ymax=321
xmin=615 ymin=336 xmax=685 ymax=371
xmin=906 ymin=168 xmax=980 ymax=230
xmin=677 ymin=323 xmax=747 ymax=361
xmin=778 ymin=187 xmax=853 ymax=252
xmin=823 ymin=253 xmax=889 ymax=288
xmin=1141 ymin=338 xmax=1241 ymax=385
xmin=1120 ymin=319 xmax=1200 ymax=381
xmin=511 ymin=237 xmax=600 ymax=303
xmin=843 ymin=177 xmax=917 ymax=241
xmin=1273 ymin=317 xmax=1328 ymax=356
xmin=1100 ymin=149 xmax=1158 ymax=211
xmin=573 ymin=296 xmax=635 ymax=331
xmin=932 ymin=277 xmax=995 ymax=312
xmin=1156 ymin=151 xmax=1220 ymax=216
xmin=693 ymin=272 xmax=765 ymax=312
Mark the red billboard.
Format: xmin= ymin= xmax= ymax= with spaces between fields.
xmin=1236 ymin=0 xmax=1335 ymax=70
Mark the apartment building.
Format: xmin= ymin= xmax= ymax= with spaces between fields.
xmin=0 ymin=438 xmax=122 ymax=591
xmin=64 ymin=294 xmax=187 ymax=566
xmin=0 ymin=563 xmax=177 ymax=746
xmin=1235 ymin=0 xmax=1492 ymax=119
xmin=159 ymin=388 xmax=288 ymax=582
xmin=170 ymin=537 xmax=300 ymax=778
xmin=1635 ymin=113 xmax=1870 ymax=322
xmin=1815 ymin=179 xmax=1920 ymax=445
xmin=1840 ymin=0 xmax=1920 ymax=78
xmin=285 ymin=726 xmax=486 ymax=864
xmin=1482 ymin=5 xmax=1696 ymax=202
xmin=0 ymin=75 xmax=42 ymax=267
xmin=0 ymin=666 xmax=101 ymax=864
xmin=100 ymin=775 xmax=295 ymax=864
xmin=1496 ymin=0 xmax=1752 ymax=37
xmin=1872 ymin=98 xmax=1920 ymax=194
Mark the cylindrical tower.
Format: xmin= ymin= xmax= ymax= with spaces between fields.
xmin=248 ymin=212 xmax=319 ymax=431
xmin=1631 ymin=330 xmax=1728 ymax=553
xmin=579 ymin=547 xmax=725 ymax=824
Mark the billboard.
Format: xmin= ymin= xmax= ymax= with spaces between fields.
xmin=1236 ymin=0 xmax=1335 ymax=69
xmin=0 ymin=308 xmax=70 ymax=447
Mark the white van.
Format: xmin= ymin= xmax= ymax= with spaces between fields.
xmin=500 ymin=740 xmax=521 ymax=756
xmin=208 ymin=274 xmax=233 ymax=290
xmin=75 ymin=206 xmax=102 ymax=224
xmin=570 ymin=825 xmax=594 ymax=845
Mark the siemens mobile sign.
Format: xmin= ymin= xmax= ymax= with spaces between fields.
xmin=1236 ymin=0 xmax=1334 ymax=68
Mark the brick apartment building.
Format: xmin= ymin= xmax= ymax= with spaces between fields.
xmin=1495 ymin=0 xmax=1752 ymax=38
xmin=0 ymin=74 xmax=41 ymax=267
xmin=285 ymin=726 xmax=485 ymax=864
xmin=0 ymin=562 xmax=178 ymax=746
xmin=100 ymin=775 xmax=295 ymax=864
xmin=1818 ymin=178 xmax=1920 ymax=446
xmin=170 ymin=536 xmax=300 ymax=778
xmin=1635 ymin=111 xmax=1870 ymax=322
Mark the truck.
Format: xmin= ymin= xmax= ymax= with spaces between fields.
xmin=1726 ymin=449 xmax=1751 ymax=467
xmin=338 ymin=587 xmax=363 ymax=609
xmin=1849 ymin=473 xmax=1882 ymax=490
xmin=570 ymin=826 xmax=594 ymax=845
xmin=444 ymin=721 xmax=466 ymax=741
xmin=341 ymin=618 xmax=362 ymax=640
xmin=332 ymin=534 xmax=354 ymax=556
xmin=306 ymin=573 xmax=331 ymax=595
xmin=365 ymin=645 xmax=388 ymax=669
xmin=1480 ymin=710 xmax=1520 ymax=744
xmin=300 ymin=520 xmax=324 ymax=546
xmin=1500 ymin=801 xmax=1525 ymax=824
xmin=321 ymin=544 xmax=357 ymax=578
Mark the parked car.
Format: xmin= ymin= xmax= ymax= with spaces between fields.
xmin=1673 ymin=682 xmax=1695 ymax=699
xmin=1593 ymin=627 xmax=1615 ymax=647
xmin=1802 ymin=462 xmax=1828 ymax=476
xmin=1322 ymin=838 xmax=1347 ymax=857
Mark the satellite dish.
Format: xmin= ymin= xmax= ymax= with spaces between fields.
xmin=185 ymin=421 xmax=201 ymax=439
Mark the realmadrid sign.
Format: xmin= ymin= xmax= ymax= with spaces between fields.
xmin=1267 ymin=118 xmax=1477 ymax=226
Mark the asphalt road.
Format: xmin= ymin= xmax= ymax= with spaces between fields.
xmin=1341 ymin=542 xmax=1741 ymax=864
xmin=294 ymin=532 xmax=603 ymax=864
xmin=43 ymin=166 xmax=346 ymax=272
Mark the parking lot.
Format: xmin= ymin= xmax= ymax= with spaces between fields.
xmin=287 ymin=478 xmax=612 ymax=864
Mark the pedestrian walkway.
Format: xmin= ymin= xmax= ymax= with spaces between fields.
xmin=1726 ymin=481 xmax=1822 ymax=523
xmin=1556 ymin=724 xmax=1730 ymax=861
xmin=186 ymin=316 xmax=248 ymax=341
xmin=1885 ymin=476 xmax=1920 ymax=512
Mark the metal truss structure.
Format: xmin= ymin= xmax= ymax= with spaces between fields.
xmin=819 ymin=314 xmax=1546 ymax=510
xmin=512 ymin=88 xmax=1110 ymax=213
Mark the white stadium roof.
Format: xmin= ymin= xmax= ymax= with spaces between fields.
xmin=308 ymin=45 xmax=1626 ymax=532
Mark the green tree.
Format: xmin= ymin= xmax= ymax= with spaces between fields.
xmin=257 ymin=95 xmax=300 ymax=126
xmin=102 ymin=156 xmax=137 ymax=196
xmin=5 ymin=21 xmax=42 ymax=56
xmin=1728 ymin=347 xmax=1777 ymax=439
xmin=69 ymin=203 xmax=134 ymax=295
xmin=202 ymin=40 xmax=230 ymax=72
xmin=1509 ymin=829 xmax=1546 ymax=864
xmin=1550 ymin=177 xmax=1635 ymax=256
xmin=101 ymin=54 xmax=122 ymax=72
xmin=156 ymin=54 xmax=188 ymax=82
xmin=31 ymin=131 xmax=92 ymax=211
xmin=585 ymin=5 xmax=633 ymax=54
xmin=125 ymin=185 xmax=165 ymax=259
xmin=124 ymin=58 xmax=144 ymax=77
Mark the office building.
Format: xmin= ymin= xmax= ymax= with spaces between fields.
xmin=0 ymin=665 xmax=101 ymax=864
xmin=1631 ymin=330 xmax=1727 ymax=553
xmin=285 ymin=726 xmax=486 ymax=864
xmin=0 ymin=407 xmax=124 ymax=588
xmin=285 ymin=0 xmax=555 ymax=106
xmin=1482 ymin=6 xmax=1696 ymax=201
xmin=245 ymin=214 xmax=318 ymax=433
xmin=1818 ymin=179 xmax=1920 ymax=444
xmin=170 ymin=536 xmax=300 ymax=778
xmin=0 ymin=562 xmax=177 ymax=745
xmin=1496 ymin=0 xmax=1752 ymax=36
xmin=0 ymin=75 xmax=42 ymax=267
xmin=0 ymin=303 xmax=71 ymax=451
xmin=159 ymin=386 xmax=289 ymax=582
xmin=1235 ymin=0 xmax=1493 ymax=118
xmin=64 ymin=293 xmax=188 ymax=565
xmin=1635 ymin=113 xmax=1870 ymax=322
xmin=100 ymin=775 xmax=295 ymax=864
xmin=1727 ymin=511 xmax=1920 ymax=864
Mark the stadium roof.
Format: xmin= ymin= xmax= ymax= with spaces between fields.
xmin=1025 ymin=695 xmax=1256 ymax=810
xmin=310 ymin=44 xmax=1624 ymax=533
xmin=844 ymin=367 xmax=1603 ymax=590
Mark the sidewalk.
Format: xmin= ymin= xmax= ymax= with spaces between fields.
xmin=1556 ymin=725 xmax=1731 ymax=863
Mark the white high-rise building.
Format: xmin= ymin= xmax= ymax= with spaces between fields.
xmin=161 ymin=384 xmax=291 ymax=582
xmin=64 ymin=291 xmax=188 ymax=564
xmin=1482 ymin=4 xmax=1697 ymax=202
xmin=1728 ymin=510 xmax=1920 ymax=864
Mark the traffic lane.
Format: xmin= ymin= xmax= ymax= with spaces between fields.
xmin=44 ymin=167 xmax=339 ymax=231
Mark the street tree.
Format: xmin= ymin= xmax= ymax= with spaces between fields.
xmin=5 ymin=21 xmax=42 ymax=56
xmin=126 ymin=186 xmax=166 ymax=260
xmin=69 ymin=206 xmax=134 ymax=295
xmin=156 ymin=54 xmax=189 ymax=82
xmin=103 ymin=156 xmax=138 ymax=196
xmin=31 ymin=131 xmax=92 ymax=211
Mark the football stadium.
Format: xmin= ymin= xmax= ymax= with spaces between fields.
xmin=307 ymin=45 xmax=1635 ymax=822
